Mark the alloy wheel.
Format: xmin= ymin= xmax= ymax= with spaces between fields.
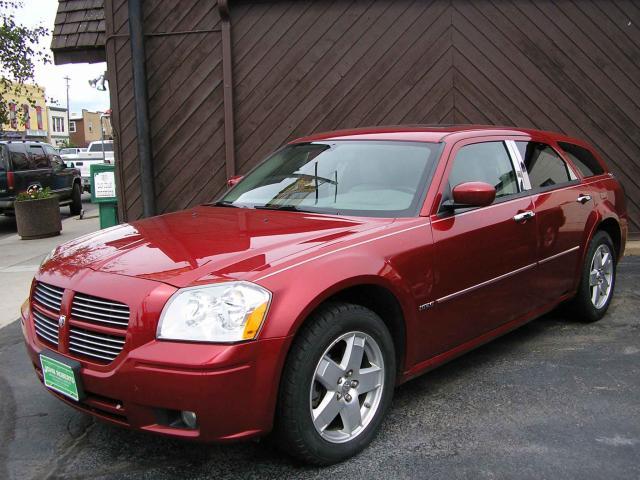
xmin=309 ymin=331 xmax=385 ymax=443
xmin=589 ymin=244 xmax=614 ymax=309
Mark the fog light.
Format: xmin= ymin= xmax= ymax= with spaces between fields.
xmin=181 ymin=410 xmax=197 ymax=429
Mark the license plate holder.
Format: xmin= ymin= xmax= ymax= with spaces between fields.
xmin=40 ymin=350 xmax=85 ymax=402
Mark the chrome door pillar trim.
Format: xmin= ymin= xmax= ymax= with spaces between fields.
xmin=505 ymin=140 xmax=532 ymax=191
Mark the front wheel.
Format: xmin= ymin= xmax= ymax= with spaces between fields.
xmin=69 ymin=182 xmax=82 ymax=215
xmin=275 ymin=303 xmax=396 ymax=465
xmin=569 ymin=231 xmax=616 ymax=322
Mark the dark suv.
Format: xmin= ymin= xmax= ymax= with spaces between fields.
xmin=0 ymin=141 xmax=82 ymax=215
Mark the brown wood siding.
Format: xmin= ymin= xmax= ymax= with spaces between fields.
xmin=105 ymin=0 xmax=640 ymax=233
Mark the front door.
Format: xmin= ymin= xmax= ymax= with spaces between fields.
xmin=420 ymin=138 xmax=538 ymax=360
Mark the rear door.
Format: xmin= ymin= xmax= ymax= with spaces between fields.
xmin=25 ymin=144 xmax=54 ymax=191
xmin=514 ymin=140 xmax=590 ymax=302
xmin=423 ymin=137 xmax=538 ymax=359
xmin=8 ymin=143 xmax=47 ymax=193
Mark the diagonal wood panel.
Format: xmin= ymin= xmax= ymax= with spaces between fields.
xmin=105 ymin=0 xmax=640 ymax=233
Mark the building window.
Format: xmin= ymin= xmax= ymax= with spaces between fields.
xmin=22 ymin=104 xmax=30 ymax=128
xmin=9 ymin=103 xmax=17 ymax=129
xmin=36 ymin=106 xmax=43 ymax=130
xmin=88 ymin=121 xmax=93 ymax=133
xmin=52 ymin=116 xmax=65 ymax=133
xmin=69 ymin=121 xmax=76 ymax=133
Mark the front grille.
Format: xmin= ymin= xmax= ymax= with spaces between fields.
xmin=33 ymin=282 xmax=64 ymax=312
xmin=71 ymin=293 xmax=130 ymax=328
xmin=69 ymin=326 xmax=126 ymax=362
xmin=33 ymin=309 xmax=59 ymax=346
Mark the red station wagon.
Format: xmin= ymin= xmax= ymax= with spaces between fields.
xmin=22 ymin=126 xmax=627 ymax=465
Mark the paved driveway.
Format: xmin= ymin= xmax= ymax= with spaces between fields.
xmin=1 ymin=258 xmax=638 ymax=480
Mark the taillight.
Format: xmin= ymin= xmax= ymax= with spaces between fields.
xmin=7 ymin=171 xmax=14 ymax=190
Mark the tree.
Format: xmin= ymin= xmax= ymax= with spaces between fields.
xmin=0 ymin=1 xmax=49 ymax=128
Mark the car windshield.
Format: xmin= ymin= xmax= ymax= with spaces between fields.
xmin=219 ymin=141 xmax=442 ymax=217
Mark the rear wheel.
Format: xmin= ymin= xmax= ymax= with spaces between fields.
xmin=569 ymin=231 xmax=616 ymax=322
xmin=275 ymin=302 xmax=395 ymax=465
xmin=69 ymin=182 xmax=82 ymax=215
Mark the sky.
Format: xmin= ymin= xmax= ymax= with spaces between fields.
xmin=10 ymin=0 xmax=110 ymax=114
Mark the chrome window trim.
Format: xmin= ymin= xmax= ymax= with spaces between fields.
xmin=506 ymin=140 xmax=532 ymax=190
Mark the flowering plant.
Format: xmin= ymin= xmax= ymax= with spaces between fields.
xmin=16 ymin=185 xmax=53 ymax=201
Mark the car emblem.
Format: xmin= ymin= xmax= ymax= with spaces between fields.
xmin=58 ymin=315 xmax=66 ymax=328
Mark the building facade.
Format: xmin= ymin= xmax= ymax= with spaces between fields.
xmin=47 ymin=105 xmax=69 ymax=147
xmin=69 ymin=109 xmax=113 ymax=147
xmin=0 ymin=82 xmax=49 ymax=142
xmin=50 ymin=0 xmax=640 ymax=235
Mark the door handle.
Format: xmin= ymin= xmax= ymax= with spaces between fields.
xmin=513 ymin=210 xmax=535 ymax=223
xmin=577 ymin=194 xmax=592 ymax=204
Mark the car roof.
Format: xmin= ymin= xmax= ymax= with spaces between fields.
xmin=291 ymin=125 xmax=575 ymax=144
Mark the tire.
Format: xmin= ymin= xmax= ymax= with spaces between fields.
xmin=274 ymin=302 xmax=396 ymax=465
xmin=69 ymin=182 xmax=82 ymax=215
xmin=569 ymin=231 xmax=616 ymax=323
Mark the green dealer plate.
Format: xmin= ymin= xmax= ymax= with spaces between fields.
xmin=40 ymin=351 xmax=84 ymax=401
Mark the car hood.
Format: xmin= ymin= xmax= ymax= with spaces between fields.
xmin=42 ymin=206 xmax=392 ymax=287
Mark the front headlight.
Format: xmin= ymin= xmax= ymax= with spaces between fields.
xmin=156 ymin=281 xmax=271 ymax=343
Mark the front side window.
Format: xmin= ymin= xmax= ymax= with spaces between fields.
xmin=447 ymin=141 xmax=518 ymax=200
xmin=220 ymin=141 xmax=442 ymax=217
xmin=516 ymin=141 xmax=576 ymax=189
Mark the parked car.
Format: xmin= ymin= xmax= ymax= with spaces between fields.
xmin=0 ymin=141 xmax=83 ymax=215
xmin=22 ymin=126 xmax=627 ymax=465
xmin=63 ymin=140 xmax=114 ymax=192
xmin=59 ymin=147 xmax=87 ymax=156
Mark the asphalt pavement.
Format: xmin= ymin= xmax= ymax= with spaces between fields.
xmin=1 ymin=258 xmax=638 ymax=480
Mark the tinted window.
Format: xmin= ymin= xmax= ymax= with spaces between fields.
xmin=0 ymin=145 xmax=7 ymax=172
xmin=8 ymin=144 xmax=32 ymax=171
xmin=221 ymin=141 xmax=441 ymax=217
xmin=558 ymin=142 xmax=604 ymax=177
xmin=89 ymin=143 xmax=113 ymax=152
xmin=29 ymin=145 xmax=50 ymax=169
xmin=516 ymin=142 xmax=575 ymax=189
xmin=448 ymin=142 xmax=518 ymax=199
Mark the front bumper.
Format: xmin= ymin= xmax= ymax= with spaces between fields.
xmin=22 ymin=292 xmax=291 ymax=443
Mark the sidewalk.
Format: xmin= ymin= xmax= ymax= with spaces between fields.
xmin=0 ymin=213 xmax=100 ymax=328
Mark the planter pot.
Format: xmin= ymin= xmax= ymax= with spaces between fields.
xmin=15 ymin=196 xmax=62 ymax=240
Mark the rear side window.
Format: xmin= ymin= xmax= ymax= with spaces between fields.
xmin=29 ymin=145 xmax=50 ymax=169
xmin=448 ymin=141 xmax=519 ymax=199
xmin=0 ymin=146 xmax=7 ymax=172
xmin=8 ymin=144 xmax=32 ymax=171
xmin=516 ymin=141 xmax=576 ymax=189
xmin=557 ymin=142 xmax=604 ymax=177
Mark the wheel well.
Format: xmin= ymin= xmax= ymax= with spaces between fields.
xmin=312 ymin=284 xmax=406 ymax=374
xmin=597 ymin=218 xmax=622 ymax=258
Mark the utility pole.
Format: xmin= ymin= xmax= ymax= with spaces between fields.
xmin=64 ymin=75 xmax=71 ymax=137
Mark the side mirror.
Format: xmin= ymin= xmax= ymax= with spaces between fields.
xmin=450 ymin=181 xmax=496 ymax=208
xmin=227 ymin=175 xmax=243 ymax=187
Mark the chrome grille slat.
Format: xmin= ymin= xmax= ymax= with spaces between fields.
xmin=72 ymin=300 xmax=129 ymax=315
xmin=69 ymin=347 xmax=115 ymax=362
xmin=69 ymin=339 xmax=121 ymax=356
xmin=35 ymin=326 xmax=58 ymax=345
xmin=71 ymin=305 xmax=129 ymax=321
xmin=73 ymin=293 xmax=130 ymax=309
xmin=70 ymin=329 xmax=125 ymax=345
xmin=71 ymin=293 xmax=130 ymax=330
xmin=34 ymin=287 xmax=63 ymax=303
xmin=33 ymin=293 xmax=61 ymax=312
xmin=69 ymin=335 xmax=123 ymax=352
xmin=68 ymin=326 xmax=125 ymax=363
xmin=33 ymin=309 xmax=59 ymax=346
xmin=37 ymin=282 xmax=64 ymax=297
xmin=69 ymin=311 xmax=129 ymax=327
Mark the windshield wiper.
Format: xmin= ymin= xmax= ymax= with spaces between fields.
xmin=254 ymin=205 xmax=313 ymax=213
xmin=209 ymin=200 xmax=241 ymax=208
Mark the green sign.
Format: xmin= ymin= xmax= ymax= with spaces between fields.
xmin=40 ymin=353 xmax=81 ymax=401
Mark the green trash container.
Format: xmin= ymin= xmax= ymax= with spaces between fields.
xmin=90 ymin=164 xmax=119 ymax=229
